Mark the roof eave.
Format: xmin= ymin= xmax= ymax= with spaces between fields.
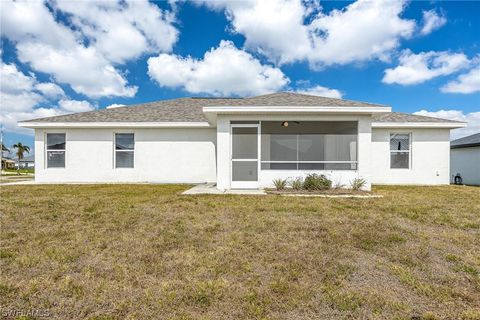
xmin=372 ymin=122 xmax=466 ymax=129
xmin=203 ymin=105 xmax=391 ymax=124
xmin=17 ymin=121 xmax=213 ymax=129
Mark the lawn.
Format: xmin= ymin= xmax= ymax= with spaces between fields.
xmin=0 ymin=185 xmax=479 ymax=319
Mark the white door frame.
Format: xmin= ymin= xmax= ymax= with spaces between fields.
xmin=230 ymin=123 xmax=260 ymax=189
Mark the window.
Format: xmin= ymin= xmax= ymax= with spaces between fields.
xmin=260 ymin=121 xmax=357 ymax=170
xmin=46 ymin=133 xmax=66 ymax=168
xmin=115 ymin=133 xmax=134 ymax=168
xmin=390 ymin=133 xmax=410 ymax=169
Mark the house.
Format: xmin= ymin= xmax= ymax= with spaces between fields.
xmin=18 ymin=154 xmax=35 ymax=169
xmin=1 ymin=157 xmax=16 ymax=170
xmin=18 ymin=92 xmax=466 ymax=190
xmin=450 ymin=133 xmax=480 ymax=186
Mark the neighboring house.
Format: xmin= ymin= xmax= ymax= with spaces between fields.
xmin=1 ymin=157 xmax=16 ymax=170
xmin=17 ymin=154 xmax=35 ymax=169
xmin=450 ymin=133 xmax=480 ymax=186
xmin=19 ymin=92 xmax=465 ymax=190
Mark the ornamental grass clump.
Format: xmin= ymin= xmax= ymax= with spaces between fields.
xmin=273 ymin=178 xmax=288 ymax=190
xmin=302 ymin=174 xmax=332 ymax=191
xmin=289 ymin=177 xmax=303 ymax=190
xmin=351 ymin=178 xmax=367 ymax=191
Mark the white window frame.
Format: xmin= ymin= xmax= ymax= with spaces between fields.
xmin=45 ymin=132 xmax=66 ymax=169
xmin=114 ymin=132 xmax=135 ymax=169
xmin=389 ymin=132 xmax=411 ymax=170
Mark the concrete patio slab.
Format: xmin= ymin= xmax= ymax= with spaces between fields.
xmin=182 ymin=183 xmax=266 ymax=195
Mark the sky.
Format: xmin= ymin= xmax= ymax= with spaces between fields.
xmin=1 ymin=0 xmax=479 ymax=155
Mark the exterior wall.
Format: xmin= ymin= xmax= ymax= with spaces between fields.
xmin=371 ymin=128 xmax=451 ymax=185
xmin=216 ymin=114 xmax=372 ymax=190
xmin=34 ymin=128 xmax=217 ymax=183
xmin=450 ymin=146 xmax=480 ymax=186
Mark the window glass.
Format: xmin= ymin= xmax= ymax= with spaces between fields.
xmin=115 ymin=133 xmax=134 ymax=150
xmin=47 ymin=133 xmax=66 ymax=150
xmin=390 ymin=134 xmax=410 ymax=151
xmin=390 ymin=133 xmax=410 ymax=169
xmin=115 ymin=151 xmax=134 ymax=168
xmin=391 ymin=153 xmax=409 ymax=169
xmin=46 ymin=133 xmax=65 ymax=168
xmin=115 ymin=133 xmax=134 ymax=168
xmin=47 ymin=151 xmax=65 ymax=168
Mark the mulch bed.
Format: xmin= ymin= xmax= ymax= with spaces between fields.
xmin=266 ymin=188 xmax=373 ymax=195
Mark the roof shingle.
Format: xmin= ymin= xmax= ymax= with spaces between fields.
xmin=22 ymin=92 xmax=388 ymax=123
xmin=20 ymin=92 xmax=459 ymax=125
xmin=451 ymin=133 xmax=480 ymax=148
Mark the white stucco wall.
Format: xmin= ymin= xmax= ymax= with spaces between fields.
xmin=216 ymin=114 xmax=372 ymax=190
xmin=371 ymin=128 xmax=451 ymax=185
xmin=34 ymin=128 xmax=217 ymax=183
xmin=450 ymin=146 xmax=480 ymax=186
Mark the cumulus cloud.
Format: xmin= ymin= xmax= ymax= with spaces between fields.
xmin=0 ymin=61 xmax=94 ymax=135
xmin=200 ymin=0 xmax=415 ymax=67
xmin=382 ymin=50 xmax=470 ymax=85
xmin=0 ymin=0 xmax=178 ymax=98
xmin=147 ymin=40 xmax=289 ymax=96
xmin=34 ymin=83 xmax=65 ymax=99
xmin=293 ymin=85 xmax=343 ymax=99
xmin=441 ymin=67 xmax=480 ymax=94
xmin=414 ymin=109 xmax=480 ymax=139
xmin=420 ymin=9 xmax=447 ymax=35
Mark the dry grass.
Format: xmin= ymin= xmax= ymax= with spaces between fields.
xmin=0 ymin=184 xmax=479 ymax=319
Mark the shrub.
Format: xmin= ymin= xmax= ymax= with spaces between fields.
xmin=302 ymin=174 xmax=332 ymax=191
xmin=350 ymin=178 xmax=366 ymax=191
xmin=272 ymin=178 xmax=287 ymax=190
xmin=289 ymin=177 xmax=303 ymax=190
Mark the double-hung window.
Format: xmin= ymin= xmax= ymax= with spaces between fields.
xmin=115 ymin=133 xmax=134 ymax=168
xmin=390 ymin=133 xmax=410 ymax=169
xmin=46 ymin=133 xmax=66 ymax=168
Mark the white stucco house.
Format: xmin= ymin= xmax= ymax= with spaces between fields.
xmin=19 ymin=92 xmax=466 ymax=190
xmin=450 ymin=133 xmax=480 ymax=186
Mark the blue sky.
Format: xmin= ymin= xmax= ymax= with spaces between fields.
xmin=1 ymin=0 xmax=479 ymax=154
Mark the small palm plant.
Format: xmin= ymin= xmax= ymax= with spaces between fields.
xmin=273 ymin=178 xmax=288 ymax=191
xmin=350 ymin=178 xmax=366 ymax=191
xmin=12 ymin=142 xmax=30 ymax=173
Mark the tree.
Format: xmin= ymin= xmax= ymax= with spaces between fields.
xmin=12 ymin=143 xmax=30 ymax=172
xmin=1 ymin=144 xmax=9 ymax=152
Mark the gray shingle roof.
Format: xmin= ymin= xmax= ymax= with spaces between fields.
xmin=451 ymin=133 xmax=480 ymax=148
xmin=20 ymin=92 xmax=459 ymax=125
xmin=372 ymin=112 xmax=462 ymax=123
xmin=23 ymin=92 xmax=388 ymax=123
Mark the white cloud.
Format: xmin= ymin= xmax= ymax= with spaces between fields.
xmin=147 ymin=40 xmax=289 ymax=96
xmin=55 ymin=0 xmax=178 ymax=63
xmin=0 ymin=61 xmax=94 ymax=135
xmin=200 ymin=0 xmax=415 ymax=67
xmin=34 ymin=83 xmax=65 ymax=99
xmin=441 ymin=67 xmax=480 ymax=94
xmin=0 ymin=0 xmax=178 ymax=98
xmin=420 ymin=9 xmax=447 ymax=35
xmin=414 ymin=109 xmax=480 ymax=139
xmin=57 ymin=99 xmax=94 ymax=113
xmin=293 ymin=85 xmax=343 ymax=99
xmin=382 ymin=50 xmax=470 ymax=85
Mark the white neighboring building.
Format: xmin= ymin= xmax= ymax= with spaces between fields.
xmin=450 ymin=133 xmax=480 ymax=186
xmin=18 ymin=92 xmax=466 ymax=190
